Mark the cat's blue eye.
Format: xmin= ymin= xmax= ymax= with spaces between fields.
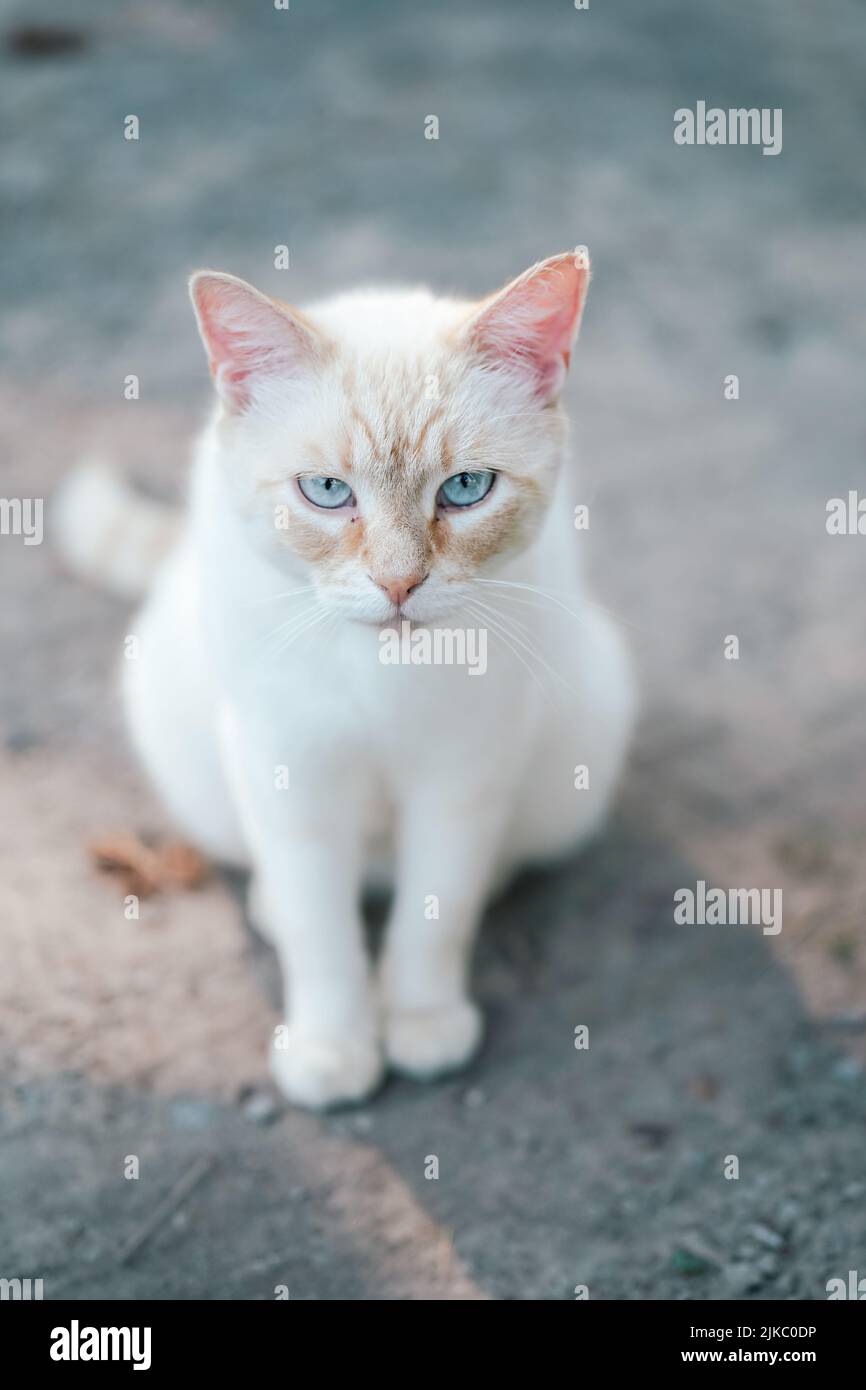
xmin=298 ymin=476 xmax=355 ymax=509
xmin=438 ymin=470 xmax=496 ymax=508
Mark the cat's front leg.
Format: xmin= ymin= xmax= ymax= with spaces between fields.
xmin=220 ymin=707 xmax=383 ymax=1110
xmin=380 ymin=791 xmax=510 ymax=1080
xmin=264 ymin=834 xmax=383 ymax=1109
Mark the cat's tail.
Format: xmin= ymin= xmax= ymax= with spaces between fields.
xmin=53 ymin=460 xmax=181 ymax=599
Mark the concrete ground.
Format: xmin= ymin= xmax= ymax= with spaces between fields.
xmin=1 ymin=0 xmax=865 ymax=1299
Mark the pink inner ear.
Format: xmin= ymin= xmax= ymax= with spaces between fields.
xmin=191 ymin=274 xmax=318 ymax=412
xmin=469 ymin=254 xmax=590 ymax=402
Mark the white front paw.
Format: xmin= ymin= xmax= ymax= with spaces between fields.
xmin=385 ymin=1000 xmax=483 ymax=1080
xmin=270 ymin=1027 xmax=384 ymax=1110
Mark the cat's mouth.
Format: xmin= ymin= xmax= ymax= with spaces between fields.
xmin=353 ymin=603 xmax=456 ymax=629
xmin=341 ymin=604 xmax=411 ymax=628
xmin=363 ymin=609 xmax=416 ymax=628
xmin=333 ymin=585 xmax=469 ymax=628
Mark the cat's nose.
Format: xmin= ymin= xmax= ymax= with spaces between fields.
xmin=370 ymin=571 xmax=429 ymax=609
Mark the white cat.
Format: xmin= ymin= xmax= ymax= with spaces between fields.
xmin=58 ymin=250 xmax=636 ymax=1109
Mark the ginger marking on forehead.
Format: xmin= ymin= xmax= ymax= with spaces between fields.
xmin=351 ymin=403 xmax=449 ymax=479
xmin=440 ymin=430 xmax=454 ymax=478
xmin=351 ymin=407 xmax=380 ymax=458
xmin=412 ymin=405 xmax=445 ymax=456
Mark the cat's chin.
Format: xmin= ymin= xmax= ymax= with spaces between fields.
xmin=352 ymin=609 xmax=462 ymax=629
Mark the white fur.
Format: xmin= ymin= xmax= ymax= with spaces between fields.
xmin=119 ymin=261 xmax=636 ymax=1109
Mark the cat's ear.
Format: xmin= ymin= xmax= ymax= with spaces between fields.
xmin=189 ymin=270 xmax=328 ymax=413
xmin=463 ymin=249 xmax=590 ymax=403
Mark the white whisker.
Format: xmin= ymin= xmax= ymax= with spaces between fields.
xmin=468 ymin=595 xmax=579 ymax=700
xmin=464 ymin=598 xmax=553 ymax=703
xmin=471 ymin=577 xmax=599 ymax=635
xmin=269 ymin=606 xmax=332 ymax=659
xmin=258 ymin=602 xmax=325 ymax=658
xmin=471 ymin=577 xmax=644 ymax=636
xmin=246 ymin=585 xmax=316 ymax=608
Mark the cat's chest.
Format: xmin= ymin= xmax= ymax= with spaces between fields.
xmin=226 ymin=619 xmax=532 ymax=760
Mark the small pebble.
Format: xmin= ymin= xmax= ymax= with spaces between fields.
xmin=724 ymin=1262 xmax=765 ymax=1295
xmin=241 ymin=1089 xmax=280 ymax=1125
xmin=671 ymin=1246 xmax=714 ymax=1277
xmin=749 ymin=1221 xmax=784 ymax=1250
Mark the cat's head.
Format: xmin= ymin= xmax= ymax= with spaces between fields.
xmin=190 ymin=250 xmax=589 ymax=624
